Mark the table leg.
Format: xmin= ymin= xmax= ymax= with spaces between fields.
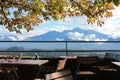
xmin=3 ymin=66 xmax=19 ymax=80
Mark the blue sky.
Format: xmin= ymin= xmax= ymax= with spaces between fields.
xmin=0 ymin=6 xmax=120 ymax=41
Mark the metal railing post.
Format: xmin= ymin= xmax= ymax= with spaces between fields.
xmin=66 ymin=41 xmax=68 ymax=56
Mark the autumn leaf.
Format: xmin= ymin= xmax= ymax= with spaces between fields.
xmin=106 ymin=2 xmax=114 ymax=10
xmin=0 ymin=0 xmax=120 ymax=33
xmin=104 ymin=11 xmax=113 ymax=18
xmin=97 ymin=20 xmax=104 ymax=27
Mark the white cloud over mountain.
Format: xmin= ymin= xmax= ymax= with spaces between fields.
xmin=68 ymin=32 xmax=84 ymax=40
xmin=68 ymin=32 xmax=107 ymax=41
xmin=56 ymin=38 xmax=64 ymax=41
xmin=8 ymin=36 xmax=17 ymax=41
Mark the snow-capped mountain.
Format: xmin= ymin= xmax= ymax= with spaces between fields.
xmin=0 ymin=28 xmax=119 ymax=41
xmin=25 ymin=28 xmax=110 ymax=41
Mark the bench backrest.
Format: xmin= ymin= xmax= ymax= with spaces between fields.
xmin=56 ymin=59 xmax=67 ymax=71
xmin=105 ymin=53 xmax=115 ymax=59
xmin=115 ymin=54 xmax=120 ymax=61
xmin=77 ymin=56 xmax=98 ymax=64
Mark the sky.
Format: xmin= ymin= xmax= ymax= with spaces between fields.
xmin=0 ymin=6 xmax=120 ymax=41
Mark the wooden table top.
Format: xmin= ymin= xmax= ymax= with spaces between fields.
xmin=46 ymin=70 xmax=71 ymax=80
xmin=0 ymin=59 xmax=48 ymax=66
xmin=76 ymin=71 xmax=95 ymax=75
xmin=59 ymin=56 xmax=77 ymax=59
xmin=112 ymin=62 xmax=120 ymax=67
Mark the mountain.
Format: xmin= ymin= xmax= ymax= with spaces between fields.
xmin=0 ymin=35 xmax=19 ymax=41
xmin=0 ymin=27 xmax=117 ymax=41
xmin=108 ymin=38 xmax=120 ymax=41
xmin=26 ymin=28 xmax=110 ymax=41
xmin=0 ymin=47 xmax=6 ymax=50
xmin=6 ymin=46 xmax=24 ymax=51
xmin=26 ymin=31 xmax=70 ymax=40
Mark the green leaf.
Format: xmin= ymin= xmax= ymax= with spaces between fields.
xmin=113 ymin=0 xmax=119 ymax=6
xmin=107 ymin=0 xmax=113 ymax=3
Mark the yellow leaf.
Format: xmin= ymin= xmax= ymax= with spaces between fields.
xmin=106 ymin=2 xmax=114 ymax=10
xmin=104 ymin=11 xmax=113 ymax=18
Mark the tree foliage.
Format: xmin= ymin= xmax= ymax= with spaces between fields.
xmin=0 ymin=0 xmax=120 ymax=33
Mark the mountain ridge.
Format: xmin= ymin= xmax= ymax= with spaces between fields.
xmin=26 ymin=28 xmax=110 ymax=41
xmin=0 ymin=28 xmax=119 ymax=41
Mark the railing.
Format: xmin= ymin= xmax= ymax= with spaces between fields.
xmin=0 ymin=41 xmax=120 ymax=58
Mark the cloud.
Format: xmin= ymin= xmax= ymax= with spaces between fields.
xmin=85 ymin=34 xmax=96 ymax=41
xmin=57 ymin=16 xmax=88 ymax=29
xmin=8 ymin=36 xmax=17 ymax=41
xmin=68 ymin=32 xmax=84 ymax=40
xmin=94 ymin=6 xmax=120 ymax=39
xmin=68 ymin=32 xmax=107 ymax=41
xmin=56 ymin=38 xmax=64 ymax=41
xmin=49 ymin=26 xmax=73 ymax=32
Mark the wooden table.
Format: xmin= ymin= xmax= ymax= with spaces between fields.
xmin=112 ymin=62 xmax=120 ymax=67
xmin=0 ymin=59 xmax=48 ymax=66
xmin=59 ymin=56 xmax=77 ymax=59
xmin=0 ymin=59 xmax=49 ymax=80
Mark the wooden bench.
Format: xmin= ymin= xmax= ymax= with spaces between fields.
xmin=76 ymin=56 xmax=98 ymax=80
xmin=46 ymin=70 xmax=72 ymax=80
xmin=77 ymin=56 xmax=98 ymax=64
xmin=54 ymin=75 xmax=73 ymax=80
xmin=45 ymin=59 xmax=73 ymax=80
